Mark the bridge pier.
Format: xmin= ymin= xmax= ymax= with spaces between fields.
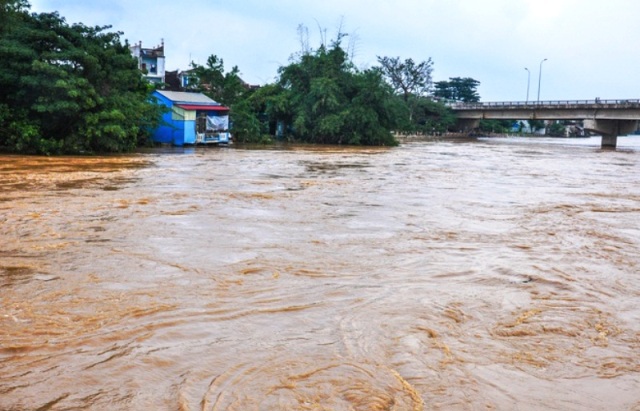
xmin=601 ymin=134 xmax=618 ymax=148
xmin=583 ymin=119 xmax=638 ymax=149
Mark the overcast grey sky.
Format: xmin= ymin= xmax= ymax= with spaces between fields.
xmin=28 ymin=0 xmax=640 ymax=102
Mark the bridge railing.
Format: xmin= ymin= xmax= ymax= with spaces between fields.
xmin=446 ymin=99 xmax=640 ymax=109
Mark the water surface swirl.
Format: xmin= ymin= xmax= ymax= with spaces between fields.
xmin=1 ymin=136 xmax=639 ymax=410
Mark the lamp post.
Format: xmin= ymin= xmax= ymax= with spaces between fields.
xmin=537 ymin=58 xmax=547 ymax=104
xmin=525 ymin=67 xmax=530 ymax=103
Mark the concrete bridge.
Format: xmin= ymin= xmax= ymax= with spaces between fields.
xmin=449 ymin=99 xmax=640 ymax=148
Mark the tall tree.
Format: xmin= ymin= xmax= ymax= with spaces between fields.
xmin=272 ymin=38 xmax=398 ymax=145
xmin=376 ymin=56 xmax=433 ymax=101
xmin=0 ymin=1 xmax=163 ymax=154
xmin=433 ymin=77 xmax=481 ymax=102
xmin=189 ymin=55 xmax=247 ymax=106
xmin=410 ymin=96 xmax=457 ymax=134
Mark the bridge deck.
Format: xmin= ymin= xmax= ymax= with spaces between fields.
xmin=449 ymin=99 xmax=640 ymax=120
xmin=448 ymin=99 xmax=640 ymax=110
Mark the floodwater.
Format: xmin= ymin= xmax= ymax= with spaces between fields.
xmin=1 ymin=136 xmax=639 ymax=410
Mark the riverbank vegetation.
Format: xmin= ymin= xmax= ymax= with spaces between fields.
xmin=0 ymin=0 xmax=164 ymax=154
xmin=1 ymin=2 xmax=480 ymax=153
xmin=244 ymin=35 xmax=400 ymax=145
xmin=191 ymin=31 xmax=475 ymax=145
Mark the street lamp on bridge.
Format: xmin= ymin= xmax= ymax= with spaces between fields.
xmin=525 ymin=67 xmax=530 ymax=103
xmin=537 ymin=58 xmax=548 ymax=104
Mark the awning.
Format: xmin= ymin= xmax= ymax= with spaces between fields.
xmin=176 ymin=104 xmax=230 ymax=111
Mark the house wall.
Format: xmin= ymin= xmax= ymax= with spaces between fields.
xmin=130 ymin=41 xmax=166 ymax=84
xmin=151 ymin=93 xmax=197 ymax=146
xmin=157 ymin=57 xmax=166 ymax=81
xmin=141 ymin=56 xmax=157 ymax=73
xmin=141 ymin=56 xmax=165 ymax=78
xmin=154 ymin=108 xmax=183 ymax=145
xmin=172 ymin=107 xmax=196 ymax=144
xmin=183 ymin=120 xmax=196 ymax=145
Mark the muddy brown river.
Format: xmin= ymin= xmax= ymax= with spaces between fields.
xmin=1 ymin=136 xmax=639 ymax=410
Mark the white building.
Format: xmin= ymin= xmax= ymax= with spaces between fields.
xmin=130 ymin=40 xmax=166 ymax=84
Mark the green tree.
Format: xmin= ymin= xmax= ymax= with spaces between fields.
xmin=547 ymin=121 xmax=566 ymax=137
xmin=433 ymin=77 xmax=481 ymax=102
xmin=240 ymin=83 xmax=292 ymax=142
xmin=0 ymin=1 xmax=163 ymax=154
xmin=189 ymin=55 xmax=247 ymax=106
xmin=377 ymin=56 xmax=433 ymax=101
xmin=410 ymin=97 xmax=457 ymax=134
xmin=528 ymin=119 xmax=545 ymax=133
xmin=271 ymin=36 xmax=398 ymax=145
xmin=375 ymin=55 xmax=459 ymax=135
xmin=478 ymin=119 xmax=514 ymax=134
xmin=228 ymin=99 xmax=265 ymax=143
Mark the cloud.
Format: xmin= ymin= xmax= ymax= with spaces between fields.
xmin=27 ymin=0 xmax=640 ymax=100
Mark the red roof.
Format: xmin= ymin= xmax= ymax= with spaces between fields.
xmin=176 ymin=104 xmax=230 ymax=111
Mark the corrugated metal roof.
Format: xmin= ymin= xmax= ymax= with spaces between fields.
xmin=156 ymin=90 xmax=221 ymax=105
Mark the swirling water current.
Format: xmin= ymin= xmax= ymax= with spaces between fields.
xmin=1 ymin=136 xmax=639 ymax=410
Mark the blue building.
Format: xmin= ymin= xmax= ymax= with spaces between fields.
xmin=152 ymin=90 xmax=231 ymax=146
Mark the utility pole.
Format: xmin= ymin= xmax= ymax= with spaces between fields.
xmin=537 ymin=58 xmax=548 ymax=104
xmin=525 ymin=67 xmax=530 ymax=103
